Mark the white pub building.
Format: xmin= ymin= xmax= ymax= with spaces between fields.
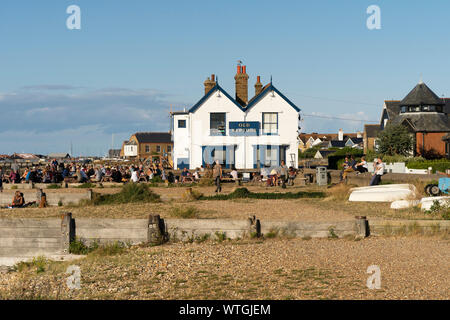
xmin=172 ymin=65 xmax=301 ymax=170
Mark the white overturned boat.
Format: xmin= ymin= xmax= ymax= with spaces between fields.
xmin=390 ymin=199 xmax=420 ymax=209
xmin=349 ymin=184 xmax=417 ymax=202
xmin=419 ymin=196 xmax=450 ymax=211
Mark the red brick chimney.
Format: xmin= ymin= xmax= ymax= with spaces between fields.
xmin=203 ymin=74 xmax=216 ymax=95
xmin=254 ymin=76 xmax=263 ymax=96
xmin=235 ymin=65 xmax=249 ymax=106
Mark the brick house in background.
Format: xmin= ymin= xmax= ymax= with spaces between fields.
xmin=363 ymin=124 xmax=381 ymax=153
xmin=120 ymin=132 xmax=173 ymax=162
xmin=379 ymin=81 xmax=450 ymax=158
xmin=443 ymin=133 xmax=450 ymax=159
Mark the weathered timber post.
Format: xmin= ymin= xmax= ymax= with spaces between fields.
xmin=148 ymin=214 xmax=167 ymax=245
xmin=355 ymin=216 xmax=369 ymax=238
xmin=36 ymin=189 xmax=47 ymax=208
xmin=87 ymin=189 xmax=93 ymax=201
xmin=61 ymin=212 xmax=75 ymax=254
xmin=248 ymin=216 xmax=261 ymax=238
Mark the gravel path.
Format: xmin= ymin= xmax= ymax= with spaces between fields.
xmin=1 ymin=237 xmax=448 ymax=300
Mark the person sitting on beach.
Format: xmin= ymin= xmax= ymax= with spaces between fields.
xmin=268 ymin=168 xmax=279 ymax=187
xmin=355 ymin=156 xmax=369 ymax=174
xmin=230 ymin=167 xmax=238 ymax=182
xmin=193 ymin=168 xmax=200 ymax=181
xmin=131 ymin=167 xmax=139 ymax=183
xmin=342 ymin=155 xmax=357 ymax=181
xmin=370 ymin=158 xmax=385 ymax=186
xmin=288 ymin=167 xmax=297 ymax=186
xmin=181 ymin=168 xmax=190 ymax=183
xmin=111 ymin=168 xmax=122 ymax=183
xmin=94 ymin=167 xmax=103 ymax=182
xmin=11 ymin=191 xmax=24 ymax=208
xmin=76 ymin=167 xmax=88 ymax=183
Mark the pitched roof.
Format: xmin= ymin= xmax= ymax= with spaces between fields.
xmin=246 ymin=83 xmax=301 ymax=112
xmin=348 ymin=137 xmax=363 ymax=145
xmin=189 ymin=84 xmax=245 ymax=113
xmin=299 ymin=133 xmax=358 ymax=141
xmin=124 ymin=140 xmax=137 ymax=146
xmin=133 ymin=132 xmax=172 ymax=144
xmin=400 ymin=82 xmax=444 ymax=106
xmin=315 ymin=150 xmax=336 ymax=158
xmin=48 ymin=153 xmax=71 ymax=158
xmin=329 ymin=140 xmax=346 ymax=148
xmin=391 ymin=113 xmax=449 ymax=132
xmin=364 ymin=124 xmax=381 ymax=138
xmin=384 ymin=100 xmax=401 ymax=120
xmin=188 ymin=83 xmax=301 ymax=114
xmin=443 ymin=98 xmax=450 ymax=115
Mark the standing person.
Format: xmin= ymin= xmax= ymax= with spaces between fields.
xmin=279 ymin=160 xmax=288 ymax=188
xmin=213 ymin=160 xmax=222 ymax=193
xmin=370 ymin=158 xmax=385 ymax=186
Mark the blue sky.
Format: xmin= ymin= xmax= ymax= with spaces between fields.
xmin=1 ymin=0 xmax=450 ymax=155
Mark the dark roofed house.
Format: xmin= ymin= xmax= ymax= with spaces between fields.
xmin=379 ymin=81 xmax=450 ymax=158
xmin=121 ymin=132 xmax=173 ymax=163
xmin=329 ymin=140 xmax=347 ymax=148
xmin=134 ymin=132 xmax=172 ymax=144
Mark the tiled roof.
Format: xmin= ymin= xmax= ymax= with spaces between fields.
xmin=400 ymin=82 xmax=444 ymax=106
xmin=133 ymin=132 xmax=172 ymax=144
xmin=364 ymin=124 xmax=381 ymax=138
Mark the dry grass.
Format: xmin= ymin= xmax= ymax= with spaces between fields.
xmin=0 ymin=183 xmax=445 ymax=221
xmin=324 ymin=183 xmax=355 ymax=202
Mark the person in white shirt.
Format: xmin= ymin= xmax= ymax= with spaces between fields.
xmin=131 ymin=168 xmax=139 ymax=183
xmin=193 ymin=169 xmax=200 ymax=181
xmin=230 ymin=168 xmax=238 ymax=181
xmin=355 ymin=156 xmax=369 ymax=174
xmin=370 ymin=158 xmax=384 ymax=185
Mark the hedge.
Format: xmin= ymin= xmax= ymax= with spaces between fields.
xmin=406 ymin=159 xmax=450 ymax=173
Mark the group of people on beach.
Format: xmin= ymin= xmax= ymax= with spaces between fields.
xmin=340 ymin=155 xmax=385 ymax=185
xmin=0 ymin=160 xmax=171 ymax=185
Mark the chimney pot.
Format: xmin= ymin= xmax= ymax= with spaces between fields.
xmin=237 ymin=66 xmax=241 ymax=74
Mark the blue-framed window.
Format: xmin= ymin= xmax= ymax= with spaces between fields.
xmin=262 ymin=112 xmax=278 ymax=135
xmin=253 ymin=145 xmax=287 ymax=168
xmin=202 ymin=146 xmax=235 ymax=169
xmin=210 ymin=113 xmax=226 ymax=136
xmin=178 ymin=119 xmax=186 ymax=128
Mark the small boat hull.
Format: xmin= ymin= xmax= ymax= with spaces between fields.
xmin=349 ymin=184 xmax=417 ymax=202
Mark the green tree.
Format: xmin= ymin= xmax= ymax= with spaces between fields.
xmin=377 ymin=124 xmax=414 ymax=156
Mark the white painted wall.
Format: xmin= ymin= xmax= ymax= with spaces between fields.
xmin=173 ymin=88 xmax=300 ymax=170
xmin=173 ymin=114 xmax=190 ymax=168
xmin=124 ymin=145 xmax=137 ymax=157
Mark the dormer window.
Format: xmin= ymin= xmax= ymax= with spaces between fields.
xmin=400 ymin=105 xmax=443 ymax=113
